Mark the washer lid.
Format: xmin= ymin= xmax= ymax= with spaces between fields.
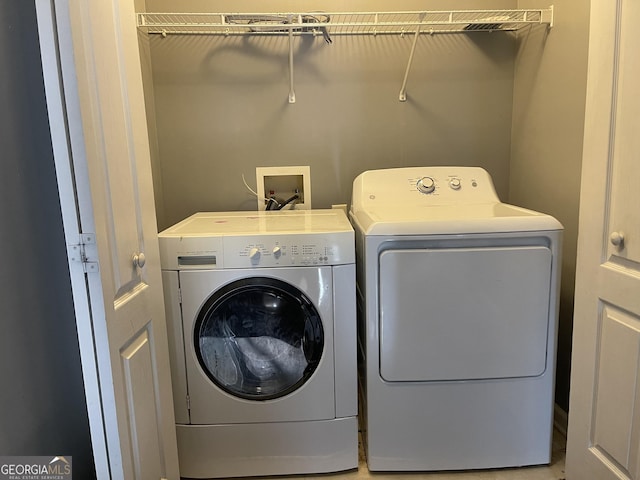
xmin=159 ymin=209 xmax=353 ymax=237
xmin=352 ymin=202 xmax=563 ymax=235
xmin=158 ymin=209 xmax=355 ymax=269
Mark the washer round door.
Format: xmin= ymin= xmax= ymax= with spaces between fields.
xmin=194 ymin=277 xmax=325 ymax=401
xmin=181 ymin=267 xmax=336 ymax=424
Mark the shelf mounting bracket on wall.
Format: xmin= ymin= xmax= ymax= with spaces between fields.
xmin=288 ymin=16 xmax=296 ymax=103
xmin=399 ymin=13 xmax=425 ymax=102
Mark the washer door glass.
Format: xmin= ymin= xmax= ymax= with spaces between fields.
xmin=194 ymin=277 xmax=324 ymax=400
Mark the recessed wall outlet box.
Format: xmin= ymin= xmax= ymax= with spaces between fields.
xmin=256 ymin=166 xmax=311 ymax=210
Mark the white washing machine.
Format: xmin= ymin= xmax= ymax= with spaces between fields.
xmin=159 ymin=209 xmax=357 ymax=479
xmin=350 ymin=166 xmax=562 ymax=472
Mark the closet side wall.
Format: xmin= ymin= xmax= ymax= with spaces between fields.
xmin=511 ymin=0 xmax=590 ymax=415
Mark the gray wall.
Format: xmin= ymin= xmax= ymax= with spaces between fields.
xmin=143 ymin=0 xmax=590 ymax=415
xmin=147 ymin=0 xmax=521 ymax=229
xmin=0 ymin=2 xmax=95 ymax=476
xmin=511 ymin=0 xmax=590 ymax=412
xmin=0 ymin=0 xmax=587 ymax=473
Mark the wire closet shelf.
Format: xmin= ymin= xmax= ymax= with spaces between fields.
xmin=136 ymin=8 xmax=554 ymax=103
xmin=137 ymin=9 xmax=553 ymax=36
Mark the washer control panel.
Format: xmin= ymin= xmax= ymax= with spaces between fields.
xmin=225 ymin=233 xmax=354 ymax=268
xmin=161 ymin=233 xmax=354 ymax=270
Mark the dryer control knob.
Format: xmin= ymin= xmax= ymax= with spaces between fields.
xmin=249 ymin=247 xmax=261 ymax=264
xmin=449 ymin=178 xmax=462 ymax=190
xmin=272 ymin=246 xmax=282 ymax=258
xmin=417 ymin=176 xmax=436 ymax=194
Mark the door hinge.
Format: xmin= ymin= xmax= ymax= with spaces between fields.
xmin=67 ymin=233 xmax=99 ymax=273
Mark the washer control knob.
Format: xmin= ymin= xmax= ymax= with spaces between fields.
xmin=249 ymin=247 xmax=261 ymax=264
xmin=272 ymin=246 xmax=282 ymax=258
xmin=449 ymin=178 xmax=462 ymax=190
xmin=417 ymin=176 xmax=436 ymax=194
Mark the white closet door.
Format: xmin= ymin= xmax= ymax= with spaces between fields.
xmin=36 ymin=0 xmax=180 ymax=478
xmin=566 ymin=0 xmax=640 ymax=478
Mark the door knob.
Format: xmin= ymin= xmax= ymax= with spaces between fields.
xmin=609 ymin=231 xmax=625 ymax=248
xmin=133 ymin=252 xmax=146 ymax=268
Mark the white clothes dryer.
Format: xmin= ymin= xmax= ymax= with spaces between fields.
xmin=159 ymin=210 xmax=357 ymax=479
xmin=350 ymin=167 xmax=562 ymax=472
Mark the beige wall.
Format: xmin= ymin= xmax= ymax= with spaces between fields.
xmin=511 ymin=0 xmax=590 ymax=411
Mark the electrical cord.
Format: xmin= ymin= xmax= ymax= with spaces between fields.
xmin=242 ymin=173 xmax=272 ymax=207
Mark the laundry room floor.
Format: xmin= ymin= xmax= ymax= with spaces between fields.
xmin=257 ymin=428 xmax=566 ymax=480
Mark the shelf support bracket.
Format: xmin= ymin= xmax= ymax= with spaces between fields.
xmin=543 ymin=5 xmax=554 ymax=29
xmin=398 ymin=14 xmax=425 ymax=102
xmin=288 ymin=15 xmax=296 ymax=103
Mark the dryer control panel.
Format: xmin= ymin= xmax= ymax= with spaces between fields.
xmin=352 ymin=166 xmax=501 ymax=209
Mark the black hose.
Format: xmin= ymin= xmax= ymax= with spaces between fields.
xmin=276 ymin=194 xmax=299 ymax=210
xmin=266 ymin=198 xmax=280 ymax=210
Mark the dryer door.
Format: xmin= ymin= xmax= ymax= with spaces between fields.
xmin=194 ymin=277 xmax=324 ymax=400
xmin=378 ymin=245 xmax=553 ymax=382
